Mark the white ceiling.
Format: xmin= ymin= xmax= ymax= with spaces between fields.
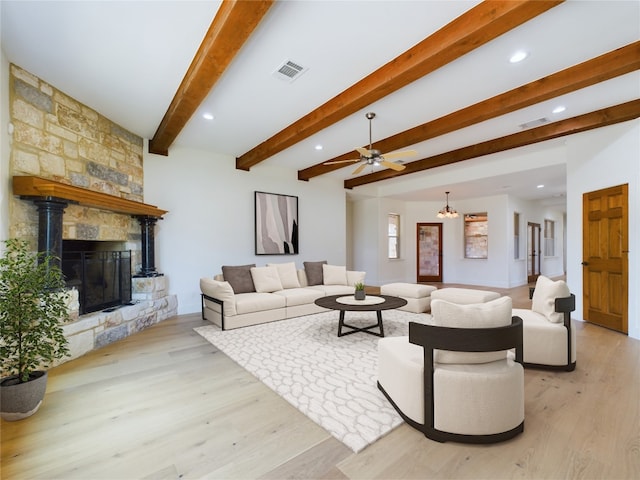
xmin=2 ymin=1 xmax=639 ymax=208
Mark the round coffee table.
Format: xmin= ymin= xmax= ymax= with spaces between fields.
xmin=314 ymin=294 xmax=407 ymax=337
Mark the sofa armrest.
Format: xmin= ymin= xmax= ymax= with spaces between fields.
xmin=200 ymin=278 xmax=237 ymax=316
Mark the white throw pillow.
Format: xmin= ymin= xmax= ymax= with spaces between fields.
xmin=531 ymin=275 xmax=571 ymax=323
xmin=430 ymin=296 xmax=513 ymax=364
xmin=250 ymin=266 xmax=284 ymax=293
xmin=322 ymin=264 xmax=348 ymax=285
xmin=346 ymin=270 xmax=366 ymax=286
xmin=267 ymin=262 xmax=300 ymax=289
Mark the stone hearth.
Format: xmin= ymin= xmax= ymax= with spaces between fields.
xmin=59 ymin=277 xmax=177 ymax=364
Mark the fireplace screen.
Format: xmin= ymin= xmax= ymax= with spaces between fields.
xmin=62 ymin=250 xmax=132 ymax=315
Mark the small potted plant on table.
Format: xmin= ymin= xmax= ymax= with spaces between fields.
xmin=0 ymin=239 xmax=70 ymax=421
xmin=354 ymin=282 xmax=366 ymax=300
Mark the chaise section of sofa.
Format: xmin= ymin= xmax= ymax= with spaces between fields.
xmin=200 ymin=262 xmax=365 ymax=330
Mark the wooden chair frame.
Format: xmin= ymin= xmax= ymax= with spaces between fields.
xmin=378 ymin=316 xmax=524 ymax=444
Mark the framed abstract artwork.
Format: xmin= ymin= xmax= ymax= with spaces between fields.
xmin=255 ymin=191 xmax=299 ymax=255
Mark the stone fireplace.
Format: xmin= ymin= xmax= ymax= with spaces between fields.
xmin=61 ymin=240 xmax=132 ymax=315
xmin=7 ymin=64 xmax=177 ymax=365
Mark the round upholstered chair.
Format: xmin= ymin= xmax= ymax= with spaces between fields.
xmin=513 ymin=275 xmax=576 ymax=371
xmin=377 ymin=296 xmax=524 ymax=443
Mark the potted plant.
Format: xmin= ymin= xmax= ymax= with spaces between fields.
xmin=0 ymin=239 xmax=70 ymax=421
xmin=354 ymin=281 xmax=366 ymax=301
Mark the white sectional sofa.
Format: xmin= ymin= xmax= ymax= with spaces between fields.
xmin=200 ymin=261 xmax=365 ymax=330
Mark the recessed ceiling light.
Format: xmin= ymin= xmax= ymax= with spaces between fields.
xmin=552 ymin=105 xmax=566 ymax=114
xmin=315 ymin=144 xmax=323 ymax=151
xmin=509 ymin=50 xmax=528 ymax=63
xmin=537 ymin=184 xmax=545 ymax=189
xmin=202 ymin=113 xmax=214 ymax=120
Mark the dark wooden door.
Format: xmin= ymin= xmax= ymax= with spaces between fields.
xmin=583 ymin=184 xmax=628 ymax=334
xmin=417 ymin=223 xmax=442 ymax=282
xmin=527 ymin=222 xmax=541 ymax=283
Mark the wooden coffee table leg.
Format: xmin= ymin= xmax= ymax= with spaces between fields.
xmin=338 ymin=310 xmax=346 ymax=336
xmin=377 ymin=311 xmax=384 ymax=337
xmin=337 ymin=310 xmax=385 ymax=337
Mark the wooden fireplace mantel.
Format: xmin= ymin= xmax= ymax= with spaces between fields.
xmin=12 ymin=176 xmax=168 ymax=218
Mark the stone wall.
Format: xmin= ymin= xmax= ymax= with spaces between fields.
xmin=9 ymin=64 xmax=141 ymax=267
xmin=7 ymin=64 xmax=177 ymax=365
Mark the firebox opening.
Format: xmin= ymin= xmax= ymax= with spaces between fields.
xmin=62 ymin=240 xmax=132 ymax=315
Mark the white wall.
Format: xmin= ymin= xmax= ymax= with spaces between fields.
xmin=566 ymin=119 xmax=639 ymax=339
xmin=351 ymin=196 xmax=382 ymax=283
xmin=143 ymin=143 xmax=347 ymax=314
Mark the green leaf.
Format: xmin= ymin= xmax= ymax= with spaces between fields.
xmin=0 ymin=239 xmax=70 ymax=383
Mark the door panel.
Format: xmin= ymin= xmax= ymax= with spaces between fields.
xmin=582 ymin=184 xmax=628 ymax=334
xmin=527 ymin=222 xmax=541 ymax=283
xmin=417 ymin=223 xmax=442 ymax=282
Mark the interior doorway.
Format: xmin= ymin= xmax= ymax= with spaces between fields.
xmin=527 ymin=222 xmax=541 ymax=283
xmin=417 ymin=223 xmax=442 ymax=282
xmin=582 ymin=184 xmax=629 ymax=334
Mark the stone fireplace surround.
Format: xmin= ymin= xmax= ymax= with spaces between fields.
xmin=12 ymin=175 xmax=177 ymax=365
xmin=8 ymin=64 xmax=177 ymax=366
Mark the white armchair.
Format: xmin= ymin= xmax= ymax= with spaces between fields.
xmin=377 ymin=297 xmax=524 ymax=443
xmin=513 ymin=275 xmax=576 ymax=371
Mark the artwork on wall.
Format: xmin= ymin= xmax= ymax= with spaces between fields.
xmin=255 ymin=191 xmax=299 ymax=255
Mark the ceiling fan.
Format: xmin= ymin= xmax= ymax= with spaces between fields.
xmin=324 ymin=112 xmax=417 ymax=175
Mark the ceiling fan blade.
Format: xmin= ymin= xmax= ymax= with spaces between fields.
xmin=380 ymin=160 xmax=406 ymax=171
xmin=323 ymin=159 xmax=360 ymax=165
xmin=380 ymin=149 xmax=418 ymax=160
xmin=352 ymin=163 xmax=367 ymax=175
xmin=356 ymin=147 xmax=372 ymax=158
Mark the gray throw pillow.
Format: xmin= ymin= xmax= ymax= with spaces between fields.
xmin=222 ymin=264 xmax=256 ymax=294
xmin=304 ymin=261 xmax=327 ymax=286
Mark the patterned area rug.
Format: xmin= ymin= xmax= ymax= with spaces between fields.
xmin=194 ymin=309 xmax=424 ymax=453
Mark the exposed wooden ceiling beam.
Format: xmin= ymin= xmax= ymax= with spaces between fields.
xmin=236 ymin=0 xmax=562 ymax=171
xmin=300 ymin=41 xmax=640 ymax=181
xmin=149 ymin=0 xmax=274 ymax=156
xmin=343 ymin=100 xmax=640 ymax=189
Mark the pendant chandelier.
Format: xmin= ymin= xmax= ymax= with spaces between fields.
xmin=437 ymin=191 xmax=459 ymax=218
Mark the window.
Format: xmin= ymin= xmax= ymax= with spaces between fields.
xmin=464 ymin=212 xmax=488 ymax=259
xmin=514 ymin=212 xmax=520 ymax=259
xmin=544 ymin=219 xmax=555 ymax=256
xmin=388 ymin=214 xmax=400 ymax=259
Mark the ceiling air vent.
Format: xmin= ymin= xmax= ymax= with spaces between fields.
xmin=519 ymin=117 xmax=549 ymax=129
xmin=273 ymin=60 xmax=308 ymax=83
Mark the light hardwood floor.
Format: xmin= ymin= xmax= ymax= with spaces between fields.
xmin=2 ymin=282 xmax=639 ymax=480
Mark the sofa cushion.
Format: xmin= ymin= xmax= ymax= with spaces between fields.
xmin=304 ymin=261 xmax=327 ymax=286
xmin=323 ymin=264 xmax=347 ymax=285
xmin=267 ymin=262 xmax=300 ymax=289
xmin=430 ymin=296 xmax=513 ymax=364
xmin=273 ymin=287 xmax=323 ymax=307
xmin=234 ymin=292 xmax=286 ymax=314
xmin=251 ymin=266 xmax=284 ymax=293
xmin=531 ymin=275 xmax=571 ymax=323
xmin=222 ymin=264 xmax=256 ymax=294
